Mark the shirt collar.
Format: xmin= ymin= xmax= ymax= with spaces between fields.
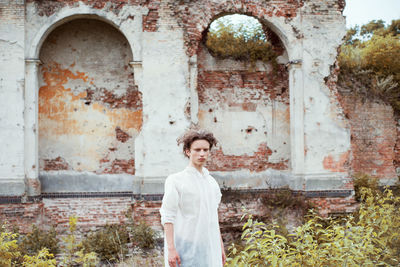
xmin=185 ymin=165 xmax=209 ymax=176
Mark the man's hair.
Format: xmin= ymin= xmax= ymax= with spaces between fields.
xmin=177 ymin=128 xmax=218 ymax=158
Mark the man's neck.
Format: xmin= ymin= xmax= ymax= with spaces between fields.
xmin=189 ymin=162 xmax=204 ymax=174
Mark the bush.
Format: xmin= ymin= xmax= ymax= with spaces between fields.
xmin=130 ymin=221 xmax=157 ymax=250
xmin=338 ymin=19 xmax=400 ymax=114
xmin=81 ymin=224 xmax=130 ymax=262
xmin=352 ymin=173 xmax=380 ymax=201
xmin=0 ymin=224 xmax=20 ymax=266
xmin=19 ymin=225 xmax=59 ymax=256
xmin=205 ymin=16 xmax=278 ymax=67
xmin=22 ymin=248 xmax=56 ymax=267
xmin=60 ymin=216 xmax=99 ymax=267
xmin=227 ymin=186 xmax=400 ymax=266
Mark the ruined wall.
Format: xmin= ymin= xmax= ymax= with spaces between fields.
xmin=1 ymin=0 xmax=383 ymax=237
xmin=197 ymin=44 xmax=290 ymax=172
xmin=340 ymin=95 xmax=399 ymax=181
xmin=38 ymin=19 xmax=141 ymax=175
xmin=0 ymin=0 xmax=25 ymax=195
xmin=0 ymin=196 xmax=143 ymax=233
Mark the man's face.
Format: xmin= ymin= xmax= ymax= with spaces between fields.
xmin=186 ymin=139 xmax=210 ymax=167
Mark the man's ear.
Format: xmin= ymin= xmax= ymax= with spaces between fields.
xmin=185 ymin=149 xmax=190 ymax=158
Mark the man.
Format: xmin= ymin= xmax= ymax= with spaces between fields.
xmin=160 ymin=129 xmax=226 ymax=267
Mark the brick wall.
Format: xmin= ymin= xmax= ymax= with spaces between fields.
xmin=171 ymin=0 xmax=304 ymax=56
xmin=0 ymin=196 xmax=157 ymax=234
xmin=197 ymin=41 xmax=290 ymax=172
xmin=340 ymin=96 xmax=398 ymax=179
xmin=0 ymin=191 xmax=357 ymax=240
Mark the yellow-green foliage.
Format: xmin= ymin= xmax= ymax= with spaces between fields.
xmin=227 ymin=187 xmax=400 ymax=267
xmin=81 ymin=224 xmax=130 ymax=262
xmin=0 ymin=225 xmax=57 ymax=266
xmin=352 ymin=173 xmax=379 ymax=201
xmin=60 ymin=216 xmax=79 ymax=266
xmin=206 ymin=18 xmax=277 ymax=66
xmin=338 ymin=19 xmax=400 ymax=113
xmin=20 ymin=224 xmax=59 ymax=256
xmin=0 ymin=225 xmax=20 ymax=266
xmin=74 ymin=249 xmax=99 ymax=267
xmin=22 ymin=248 xmax=56 ymax=267
xmin=60 ymin=216 xmax=99 ymax=266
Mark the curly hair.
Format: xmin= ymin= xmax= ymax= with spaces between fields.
xmin=177 ymin=128 xmax=218 ymax=158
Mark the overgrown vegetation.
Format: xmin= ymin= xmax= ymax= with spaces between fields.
xmin=81 ymin=224 xmax=130 ymax=262
xmin=0 ymin=224 xmax=20 ymax=266
xmin=0 ymin=215 xmax=158 ymax=266
xmin=227 ymin=184 xmax=400 ymax=266
xmin=19 ymin=225 xmax=59 ymax=257
xmin=261 ymin=188 xmax=314 ymax=213
xmin=130 ymin=221 xmax=157 ymax=250
xmin=338 ymin=19 xmax=400 ymax=114
xmin=206 ymin=15 xmax=278 ymax=67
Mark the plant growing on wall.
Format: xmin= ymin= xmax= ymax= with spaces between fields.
xmin=205 ymin=15 xmax=278 ymax=67
xmin=338 ymin=19 xmax=400 ymax=114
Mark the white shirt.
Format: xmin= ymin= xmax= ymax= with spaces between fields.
xmin=160 ymin=166 xmax=222 ymax=267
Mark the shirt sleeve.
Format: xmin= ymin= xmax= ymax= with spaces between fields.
xmin=216 ymin=181 xmax=222 ymax=206
xmin=159 ymin=176 xmax=179 ymax=226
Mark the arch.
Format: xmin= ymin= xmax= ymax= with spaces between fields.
xmin=199 ymin=12 xmax=293 ymax=60
xmin=27 ymin=10 xmax=137 ymax=60
xmin=24 ymin=8 xmax=145 ymax=195
xmin=183 ymin=3 xmax=305 ymax=180
xmin=172 ymin=0 xmax=303 ymax=61
xmin=196 ymin=14 xmax=291 ymax=173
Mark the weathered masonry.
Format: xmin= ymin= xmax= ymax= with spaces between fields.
xmin=0 ymin=0 xmax=399 ymax=231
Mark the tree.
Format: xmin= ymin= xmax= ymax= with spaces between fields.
xmin=338 ymin=19 xmax=400 ymax=113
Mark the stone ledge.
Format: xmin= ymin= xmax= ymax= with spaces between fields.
xmin=0 ymin=179 xmax=25 ymax=196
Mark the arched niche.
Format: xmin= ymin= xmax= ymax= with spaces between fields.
xmin=185 ymin=10 xmax=305 ymax=189
xmin=197 ymin=14 xmax=290 ymax=173
xmin=25 ymin=15 xmax=143 ymax=195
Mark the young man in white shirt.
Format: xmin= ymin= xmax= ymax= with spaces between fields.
xmin=160 ymin=129 xmax=226 ymax=267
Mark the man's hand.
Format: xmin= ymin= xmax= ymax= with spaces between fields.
xmin=168 ymin=248 xmax=181 ymax=267
xmin=222 ymin=247 xmax=226 ymax=266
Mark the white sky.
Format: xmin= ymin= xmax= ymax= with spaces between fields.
xmin=343 ymin=0 xmax=400 ymax=27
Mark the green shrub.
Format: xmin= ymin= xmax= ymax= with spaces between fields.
xmin=352 ymin=173 xmax=380 ymax=201
xmin=227 ymin=187 xmax=400 ymax=266
xmin=338 ymin=19 xmax=400 ymax=114
xmin=261 ymin=188 xmax=313 ymax=213
xmin=205 ymin=16 xmax=277 ymax=67
xmin=60 ymin=216 xmax=99 ymax=267
xmin=130 ymin=221 xmax=157 ymax=250
xmin=81 ymin=224 xmax=129 ymax=262
xmin=19 ymin=225 xmax=59 ymax=256
xmin=22 ymin=248 xmax=56 ymax=267
xmin=0 ymin=224 xmax=20 ymax=266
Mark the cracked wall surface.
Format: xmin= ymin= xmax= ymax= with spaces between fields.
xmin=0 ymin=0 xmax=25 ymax=195
xmin=38 ymin=19 xmax=141 ymax=175
xmin=197 ymin=43 xmax=291 ymax=173
xmin=0 ymin=0 xmax=398 ymax=198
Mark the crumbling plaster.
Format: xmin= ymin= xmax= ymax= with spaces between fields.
xmin=0 ymin=0 xmax=355 ymax=196
xmin=0 ymin=0 xmax=25 ymax=195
